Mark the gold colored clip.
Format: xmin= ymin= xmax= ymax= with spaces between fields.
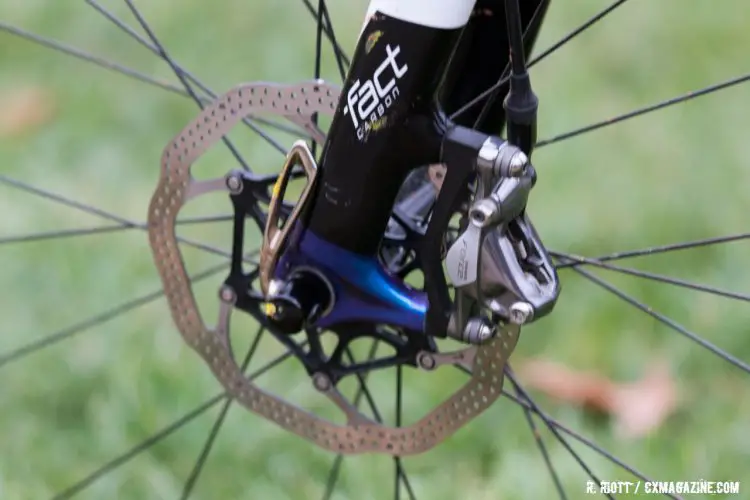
xmin=259 ymin=140 xmax=319 ymax=296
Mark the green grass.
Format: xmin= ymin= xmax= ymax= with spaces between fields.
xmin=1 ymin=1 xmax=749 ymax=499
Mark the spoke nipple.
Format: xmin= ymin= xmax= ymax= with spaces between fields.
xmin=312 ymin=372 xmax=332 ymax=392
xmin=417 ymin=352 xmax=436 ymax=371
xmin=509 ymin=302 xmax=533 ymax=325
xmin=219 ymin=285 xmax=236 ymax=304
xmin=225 ymin=172 xmax=244 ymax=194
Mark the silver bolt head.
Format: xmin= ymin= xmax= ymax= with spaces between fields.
xmin=417 ymin=352 xmax=436 ymax=371
xmin=219 ymin=286 xmax=236 ymax=303
xmin=508 ymin=151 xmax=528 ymax=177
xmin=477 ymin=140 xmax=500 ymax=172
xmin=487 ymin=299 xmax=504 ymax=314
xmin=225 ymin=173 xmax=243 ymax=193
xmin=469 ymin=198 xmax=498 ymax=228
xmin=509 ymin=302 xmax=534 ymax=325
xmin=428 ymin=163 xmax=447 ymax=192
xmin=267 ymin=279 xmax=283 ymax=298
xmin=462 ymin=318 xmax=497 ymax=344
xmin=312 ymin=373 xmax=331 ymax=392
xmin=476 ymin=323 xmax=497 ymax=343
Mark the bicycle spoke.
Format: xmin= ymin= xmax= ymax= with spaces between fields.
xmin=448 ymin=0 xmax=549 ymax=123
xmin=449 ymin=76 xmax=511 ymax=123
xmin=322 ymin=343 xmax=415 ymax=500
xmin=301 ymin=0 xmax=351 ymax=69
xmin=0 ymin=22 xmax=182 ymax=95
xmin=454 ymin=363 xmax=667 ymax=498
xmin=86 ymin=0 xmax=301 ymax=147
xmin=504 ymin=370 xmax=613 ymax=500
xmin=537 ymin=71 xmax=750 ymax=148
xmin=509 ymin=368 xmax=567 ymax=500
xmin=0 ymin=224 xmax=128 ymax=245
xmin=393 ymin=364 xmax=410 ymax=500
xmin=321 ymin=455 xmax=344 ymax=499
xmin=527 ymin=0 xmax=629 ymax=70
xmin=51 ymin=394 xmax=224 ymax=500
xmin=311 ymin=0 xmax=325 ymax=158
xmin=344 ymin=350 xmax=416 ymax=500
xmin=498 ymin=388 xmax=678 ymax=500
xmin=555 ymin=232 xmax=750 ymax=268
xmin=452 ymin=0 xmax=629 ymax=123
xmin=87 ymin=0 xmax=301 ymax=140
xmin=553 ymin=251 xmax=750 ymax=302
xmin=180 ymin=326 xmax=266 ymax=500
xmin=123 ymin=0 xmax=259 ymax=168
xmin=0 ymin=175 xmax=249 ymax=263
xmin=472 ymin=0 xmax=550 ymax=128
xmin=321 ymin=340 xmax=379 ymax=500
xmin=567 ymin=263 xmax=750 ymax=374
xmin=52 ymin=340 xmax=296 ymax=500
xmin=0 ymin=215 xmax=233 ymax=246
xmin=312 ymin=0 xmax=349 ymax=83
xmin=320 ymin=1 xmax=347 ymax=81
xmin=2 ymin=19 xmax=305 ymax=143
xmin=0 ymin=262 xmax=228 ymax=369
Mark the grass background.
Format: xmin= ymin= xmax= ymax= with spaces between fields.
xmin=0 ymin=0 xmax=749 ymax=498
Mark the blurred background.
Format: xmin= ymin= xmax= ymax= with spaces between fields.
xmin=0 ymin=1 xmax=748 ymax=498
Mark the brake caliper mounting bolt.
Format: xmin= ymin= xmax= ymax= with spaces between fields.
xmin=469 ymin=198 xmax=499 ymax=228
xmin=462 ymin=317 xmax=497 ymax=344
xmin=509 ymin=302 xmax=534 ymax=325
xmin=507 ymin=151 xmax=528 ymax=177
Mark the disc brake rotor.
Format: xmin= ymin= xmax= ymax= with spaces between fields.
xmin=148 ymin=81 xmax=519 ymax=455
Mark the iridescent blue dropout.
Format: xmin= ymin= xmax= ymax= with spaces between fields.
xmin=275 ymin=226 xmax=427 ymax=332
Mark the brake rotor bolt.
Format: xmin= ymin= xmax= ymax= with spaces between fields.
xmin=225 ymin=173 xmax=243 ymax=194
xmin=219 ymin=285 xmax=236 ymax=303
xmin=509 ymin=302 xmax=534 ymax=325
xmin=417 ymin=352 xmax=436 ymax=371
xmin=312 ymin=372 xmax=332 ymax=392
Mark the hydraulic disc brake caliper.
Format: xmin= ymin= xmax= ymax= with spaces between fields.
xmin=445 ymin=137 xmax=560 ymax=343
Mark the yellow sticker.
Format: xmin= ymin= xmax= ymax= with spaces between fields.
xmin=371 ymin=116 xmax=388 ymax=131
xmin=272 ymin=176 xmax=283 ymax=199
xmin=365 ymin=30 xmax=383 ymax=54
xmin=264 ymin=302 xmax=277 ymax=317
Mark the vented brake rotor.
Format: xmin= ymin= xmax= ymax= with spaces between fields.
xmin=147 ymin=81 xmax=519 ymax=455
